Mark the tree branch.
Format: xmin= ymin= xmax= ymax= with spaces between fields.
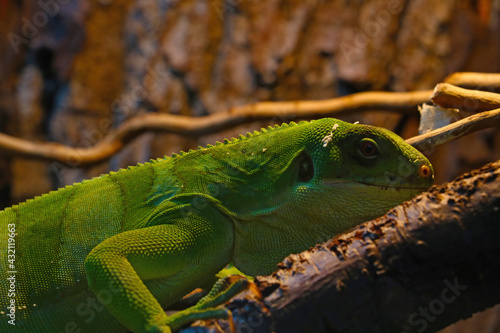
xmin=183 ymin=159 xmax=500 ymax=333
xmin=405 ymin=108 xmax=500 ymax=149
xmin=1 ymin=72 xmax=500 ymax=166
xmin=1 ymin=90 xmax=431 ymax=166
xmin=431 ymin=83 xmax=500 ymax=113
xmin=444 ymin=72 xmax=500 ymax=92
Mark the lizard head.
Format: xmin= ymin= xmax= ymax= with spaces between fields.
xmin=226 ymin=118 xmax=434 ymax=275
xmin=290 ymin=118 xmax=434 ymax=229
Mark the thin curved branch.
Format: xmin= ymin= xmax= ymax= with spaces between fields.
xmin=2 ymin=71 xmax=500 ymax=167
xmin=405 ymin=108 xmax=500 ymax=149
xmin=0 ymin=90 xmax=431 ymax=166
xmin=227 ymin=89 xmax=431 ymax=118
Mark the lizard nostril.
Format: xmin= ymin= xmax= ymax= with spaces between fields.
xmin=419 ymin=164 xmax=432 ymax=178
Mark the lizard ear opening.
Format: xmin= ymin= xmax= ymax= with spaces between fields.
xmin=298 ymin=153 xmax=314 ymax=182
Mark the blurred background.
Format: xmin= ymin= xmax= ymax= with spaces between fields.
xmin=0 ymin=1 xmax=499 ymax=331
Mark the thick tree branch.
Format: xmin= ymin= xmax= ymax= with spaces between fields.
xmin=183 ymin=159 xmax=500 ymax=333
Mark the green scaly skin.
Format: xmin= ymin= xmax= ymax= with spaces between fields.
xmin=0 ymin=118 xmax=434 ymax=332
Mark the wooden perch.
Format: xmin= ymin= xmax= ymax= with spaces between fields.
xmin=183 ymin=159 xmax=500 ymax=333
xmin=431 ymin=83 xmax=500 ymax=113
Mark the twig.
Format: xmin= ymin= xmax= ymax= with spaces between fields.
xmin=431 ymin=83 xmax=500 ymax=112
xmin=406 ymin=108 xmax=500 ymax=149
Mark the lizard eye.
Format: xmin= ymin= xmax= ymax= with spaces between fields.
xmin=359 ymin=139 xmax=378 ymax=158
xmin=358 ymin=138 xmax=378 ymax=161
xmin=298 ymin=153 xmax=314 ymax=182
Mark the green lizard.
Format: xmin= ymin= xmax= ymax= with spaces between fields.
xmin=0 ymin=118 xmax=433 ymax=333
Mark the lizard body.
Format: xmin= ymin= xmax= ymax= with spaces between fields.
xmin=0 ymin=118 xmax=433 ymax=332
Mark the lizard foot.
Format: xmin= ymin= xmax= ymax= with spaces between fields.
xmin=164 ymin=275 xmax=260 ymax=332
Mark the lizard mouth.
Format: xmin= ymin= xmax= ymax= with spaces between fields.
xmin=357 ymin=182 xmax=429 ymax=191
xmin=324 ymin=179 xmax=430 ymax=191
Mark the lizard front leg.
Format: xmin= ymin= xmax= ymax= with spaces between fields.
xmin=84 ymin=203 xmax=234 ymax=333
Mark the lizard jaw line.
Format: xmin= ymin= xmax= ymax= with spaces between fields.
xmin=323 ymin=179 xmax=429 ymax=191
